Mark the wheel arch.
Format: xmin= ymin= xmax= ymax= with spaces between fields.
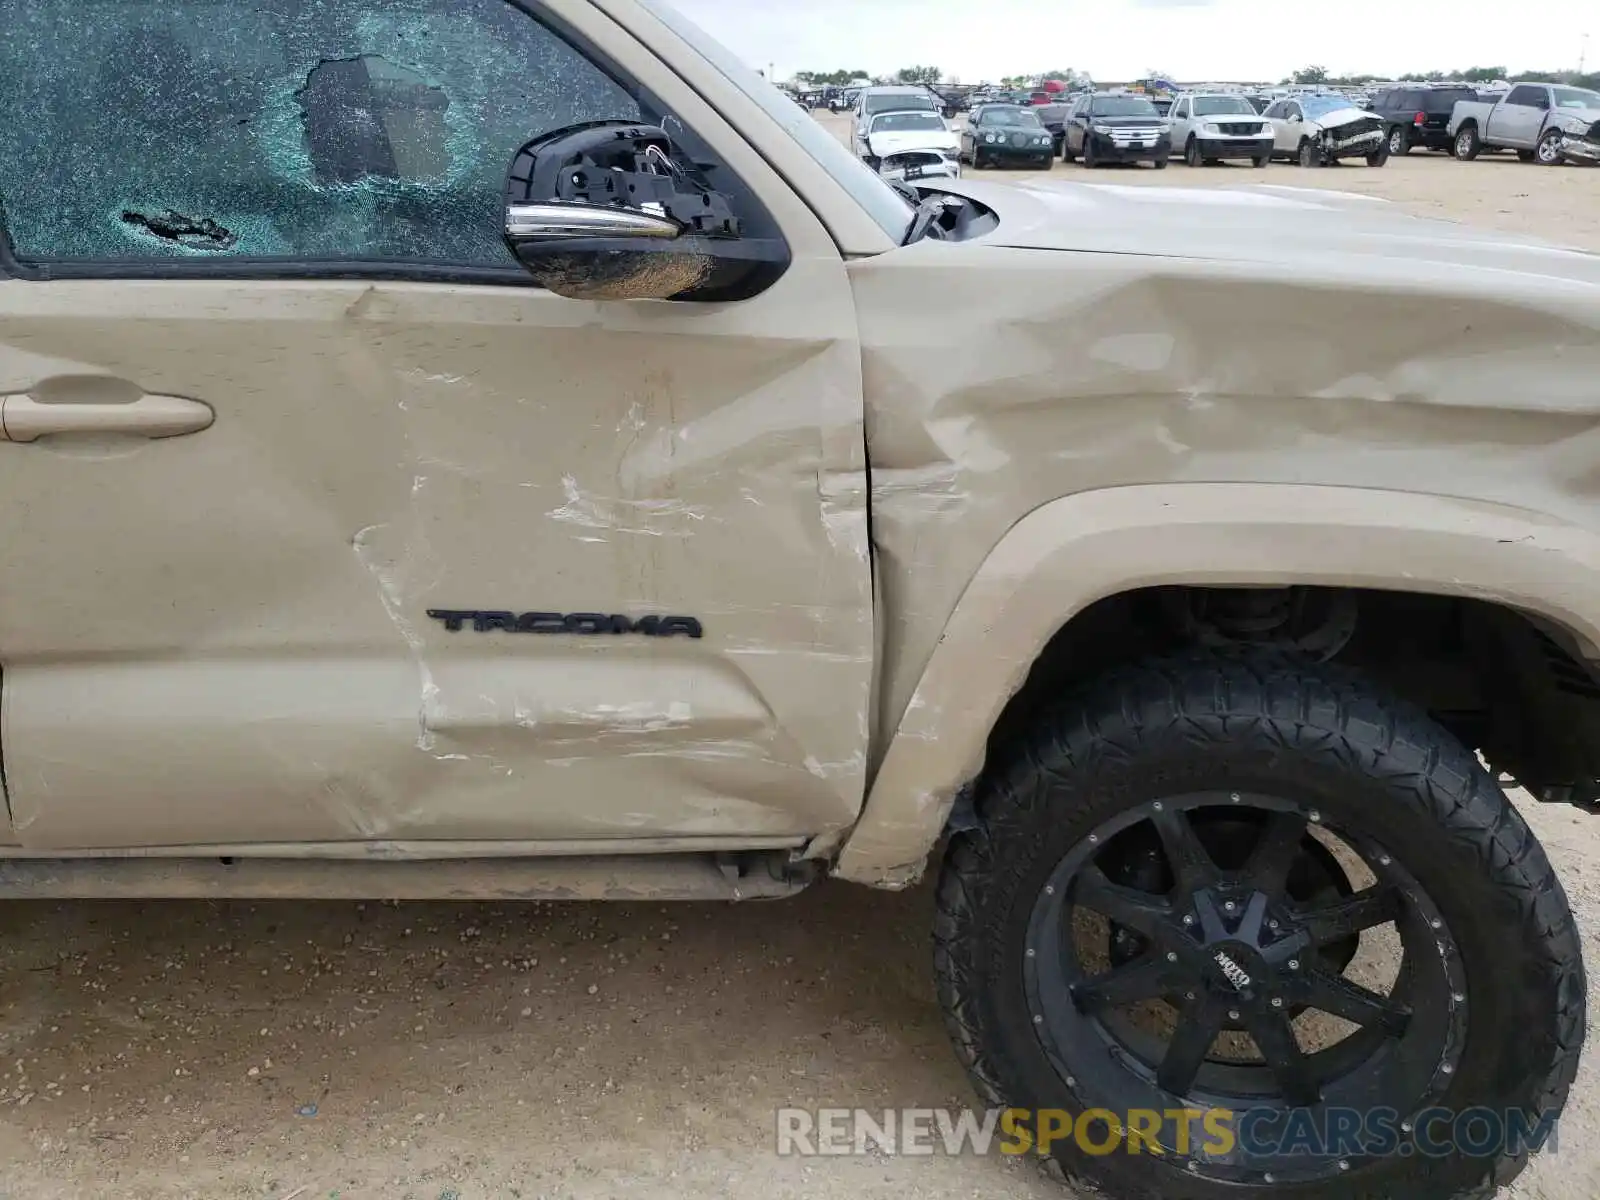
xmin=832 ymin=482 xmax=1600 ymax=887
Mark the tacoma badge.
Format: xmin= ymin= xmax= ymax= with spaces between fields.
xmin=426 ymin=610 xmax=703 ymax=639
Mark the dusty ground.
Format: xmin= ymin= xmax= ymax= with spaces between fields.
xmin=4 ymin=113 xmax=1600 ymax=1200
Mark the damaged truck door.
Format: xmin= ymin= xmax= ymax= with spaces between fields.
xmin=0 ymin=0 xmax=873 ymax=850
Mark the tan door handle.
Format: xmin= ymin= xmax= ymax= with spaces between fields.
xmin=0 ymin=391 xmax=214 ymax=442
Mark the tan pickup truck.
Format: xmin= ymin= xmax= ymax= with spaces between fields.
xmin=0 ymin=1 xmax=1597 ymax=1197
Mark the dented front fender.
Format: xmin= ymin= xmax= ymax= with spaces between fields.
xmin=834 ymin=483 xmax=1600 ymax=887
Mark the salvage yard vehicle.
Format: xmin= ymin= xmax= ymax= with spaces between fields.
xmin=1062 ymin=92 xmax=1172 ymax=167
xmin=1561 ymin=118 xmax=1600 ymax=164
xmin=960 ymin=103 xmax=1056 ymax=169
xmin=1450 ymin=82 xmax=1600 ymax=164
xmin=1264 ymin=94 xmax=1388 ymax=166
xmin=1368 ymin=83 xmax=1479 ymax=156
xmin=1031 ymin=98 xmax=1074 ymax=156
xmin=1166 ymin=93 xmax=1273 ymax=166
xmin=0 ymin=2 xmax=1596 ymax=1199
xmin=855 ymin=109 xmax=962 ymax=178
xmin=850 ymin=83 xmax=941 ymax=146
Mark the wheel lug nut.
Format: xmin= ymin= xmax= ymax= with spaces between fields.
xmin=1045 ymin=886 xmax=1055 ymax=895
xmin=1185 ymin=991 xmax=1196 ymax=1000
xmin=1026 ymin=948 xmax=1035 ymax=958
xmin=1167 ymin=952 xmax=1178 ymax=963
xmin=1452 ymin=992 xmax=1465 ymax=1003
xmin=1224 ymin=901 xmax=1236 ymax=913
xmin=1033 ymin=1015 xmax=1043 ymax=1024
xmin=1430 ymin=918 xmax=1442 ymax=930
xmin=1183 ymin=915 xmax=1195 ymax=927
xmin=1378 ymin=855 xmax=1391 ymax=866
xmin=1442 ymin=1063 xmax=1454 ymax=1075
xmin=1270 ymin=998 xmax=1283 ymax=1008
xmin=1153 ymin=802 xmax=1164 ymax=812
xmin=1268 ymin=919 xmax=1279 ymax=930
xmin=1264 ymin=1174 xmax=1275 ymax=1184
xmin=1230 ymin=793 xmax=1241 ymax=803
xmin=1228 ymin=1010 xmax=1240 ymax=1020
xmin=1338 ymin=1160 xmax=1350 ymax=1172
xmin=1308 ymin=810 xmax=1321 ymax=823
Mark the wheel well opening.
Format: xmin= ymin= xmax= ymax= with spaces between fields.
xmin=983 ymin=585 xmax=1600 ymax=805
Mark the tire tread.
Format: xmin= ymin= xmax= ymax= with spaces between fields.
xmin=933 ymin=653 xmax=1584 ymax=1200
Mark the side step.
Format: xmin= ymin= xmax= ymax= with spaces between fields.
xmin=0 ymin=850 xmax=813 ymax=902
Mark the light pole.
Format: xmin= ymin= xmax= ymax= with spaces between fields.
xmin=1581 ymin=33 xmax=1590 ymax=74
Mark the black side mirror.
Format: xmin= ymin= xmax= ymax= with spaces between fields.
xmin=503 ymin=121 xmax=787 ymax=302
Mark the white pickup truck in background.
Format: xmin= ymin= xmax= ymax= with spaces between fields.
xmin=1448 ymin=81 xmax=1600 ymax=164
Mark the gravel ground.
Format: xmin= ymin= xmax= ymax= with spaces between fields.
xmin=2 ymin=112 xmax=1599 ymax=1200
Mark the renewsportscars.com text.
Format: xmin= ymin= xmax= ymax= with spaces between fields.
xmin=775 ymin=1106 xmax=1561 ymax=1160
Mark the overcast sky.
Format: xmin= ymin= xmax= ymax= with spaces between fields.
xmin=667 ymin=0 xmax=1594 ymax=85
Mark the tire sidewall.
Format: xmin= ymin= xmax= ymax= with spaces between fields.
xmin=940 ymin=661 xmax=1579 ymax=1199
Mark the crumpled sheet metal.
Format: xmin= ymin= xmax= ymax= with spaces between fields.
xmin=0 ymin=263 xmax=873 ymax=850
xmin=835 ymin=226 xmax=1600 ymax=885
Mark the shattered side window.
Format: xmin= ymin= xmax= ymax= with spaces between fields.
xmin=0 ymin=0 xmax=644 ymax=267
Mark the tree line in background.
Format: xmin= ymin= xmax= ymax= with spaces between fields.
xmin=792 ymin=65 xmax=1079 ymax=89
xmin=1289 ymin=64 xmax=1600 ymax=90
xmin=793 ymin=62 xmax=1600 ymax=91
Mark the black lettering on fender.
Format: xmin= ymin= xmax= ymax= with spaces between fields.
xmin=426 ymin=610 xmax=704 ymax=639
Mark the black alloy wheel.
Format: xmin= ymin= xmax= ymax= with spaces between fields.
xmin=1024 ymin=792 xmax=1453 ymax=1158
xmin=935 ymin=654 xmax=1584 ymax=1200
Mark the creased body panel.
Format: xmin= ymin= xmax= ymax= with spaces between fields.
xmin=0 ymin=272 xmax=871 ymax=848
xmin=840 ymin=224 xmax=1600 ymax=882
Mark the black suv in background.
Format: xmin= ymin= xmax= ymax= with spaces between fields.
xmin=1369 ymin=84 xmax=1480 ymax=155
xmin=1061 ymin=93 xmax=1172 ymax=168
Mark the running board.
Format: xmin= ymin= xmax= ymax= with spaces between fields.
xmin=0 ymin=850 xmax=813 ymax=901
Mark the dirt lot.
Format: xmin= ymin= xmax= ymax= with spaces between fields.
xmin=3 ymin=114 xmax=1600 ymax=1200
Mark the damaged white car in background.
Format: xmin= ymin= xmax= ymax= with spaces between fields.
xmin=1265 ymin=94 xmax=1389 ymax=167
xmin=856 ymin=109 xmax=962 ymax=182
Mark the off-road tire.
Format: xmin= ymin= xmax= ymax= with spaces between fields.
xmin=1389 ymin=125 xmax=1410 ymax=156
xmin=934 ymin=653 xmax=1584 ymax=1200
xmin=1454 ymin=124 xmax=1482 ymax=159
xmin=1366 ymin=145 xmax=1389 ymax=167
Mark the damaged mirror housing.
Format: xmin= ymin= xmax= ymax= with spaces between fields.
xmin=503 ymin=121 xmax=787 ymax=302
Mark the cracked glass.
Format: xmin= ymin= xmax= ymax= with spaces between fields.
xmin=0 ymin=0 xmax=644 ymax=265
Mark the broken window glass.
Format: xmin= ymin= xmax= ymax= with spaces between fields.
xmin=0 ymin=0 xmax=645 ymax=266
